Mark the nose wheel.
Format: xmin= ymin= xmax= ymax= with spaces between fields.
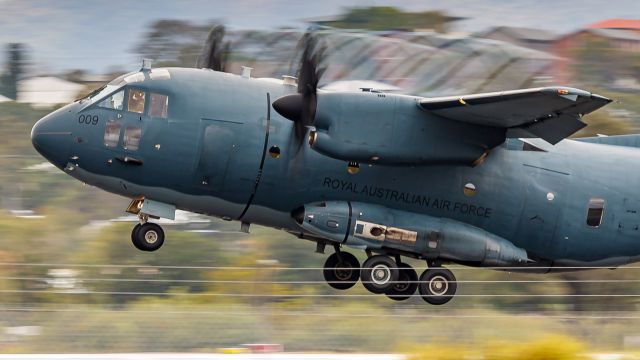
xmin=131 ymin=222 xmax=165 ymax=252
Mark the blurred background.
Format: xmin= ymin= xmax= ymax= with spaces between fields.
xmin=1 ymin=0 xmax=640 ymax=356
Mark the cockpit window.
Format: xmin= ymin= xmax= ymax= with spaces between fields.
xmin=77 ymin=84 xmax=116 ymax=103
xmin=128 ymin=89 xmax=146 ymax=114
xmin=98 ymin=89 xmax=125 ymax=110
xmin=149 ymin=93 xmax=168 ymax=118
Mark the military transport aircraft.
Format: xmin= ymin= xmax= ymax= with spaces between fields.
xmin=31 ymin=28 xmax=634 ymax=305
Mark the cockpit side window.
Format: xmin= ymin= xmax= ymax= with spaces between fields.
xmin=123 ymin=127 xmax=141 ymax=151
xmin=104 ymin=122 xmax=121 ymax=147
xmin=149 ymin=93 xmax=169 ymax=118
xmin=98 ymin=89 xmax=125 ymax=110
xmin=128 ymin=89 xmax=146 ymax=114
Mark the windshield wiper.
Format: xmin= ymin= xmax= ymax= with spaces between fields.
xmin=76 ymin=84 xmax=107 ymax=102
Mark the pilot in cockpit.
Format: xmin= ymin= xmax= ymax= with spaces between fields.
xmin=128 ymin=89 xmax=146 ymax=114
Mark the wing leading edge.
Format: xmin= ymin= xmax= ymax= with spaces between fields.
xmin=418 ymin=87 xmax=612 ymax=144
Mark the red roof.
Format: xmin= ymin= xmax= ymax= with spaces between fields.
xmin=588 ymin=19 xmax=640 ymax=30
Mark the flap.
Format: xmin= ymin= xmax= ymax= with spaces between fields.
xmin=419 ymin=87 xmax=612 ymax=144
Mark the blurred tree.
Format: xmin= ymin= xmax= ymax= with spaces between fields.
xmin=63 ymin=69 xmax=88 ymax=83
xmin=313 ymin=6 xmax=453 ymax=32
xmin=0 ymin=43 xmax=27 ymax=100
xmin=134 ymin=19 xmax=216 ymax=68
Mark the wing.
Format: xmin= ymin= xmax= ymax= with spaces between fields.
xmin=419 ymin=87 xmax=612 ymax=144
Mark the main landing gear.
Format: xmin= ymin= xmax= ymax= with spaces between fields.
xmin=131 ymin=215 xmax=165 ymax=252
xmin=320 ymin=249 xmax=457 ymax=305
xmin=323 ymin=251 xmax=360 ymax=290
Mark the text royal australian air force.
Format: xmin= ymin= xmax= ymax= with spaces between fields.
xmin=322 ymin=177 xmax=493 ymax=218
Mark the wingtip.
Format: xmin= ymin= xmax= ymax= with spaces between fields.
xmin=591 ymin=93 xmax=613 ymax=104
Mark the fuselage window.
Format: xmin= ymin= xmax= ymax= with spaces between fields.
xmin=149 ymin=93 xmax=168 ymax=118
xmin=123 ymin=127 xmax=141 ymax=151
xmin=104 ymin=122 xmax=121 ymax=147
xmin=586 ymin=198 xmax=605 ymax=227
xmin=98 ymin=90 xmax=125 ymax=111
xmin=128 ymin=89 xmax=146 ymax=114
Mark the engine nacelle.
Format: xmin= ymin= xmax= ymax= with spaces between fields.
xmin=293 ymin=201 xmax=529 ymax=267
xmin=310 ymin=92 xmax=504 ymax=166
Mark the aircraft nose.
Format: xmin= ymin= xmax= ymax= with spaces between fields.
xmin=31 ymin=111 xmax=73 ymax=169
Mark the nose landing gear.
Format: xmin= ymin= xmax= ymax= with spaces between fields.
xmin=131 ymin=215 xmax=165 ymax=252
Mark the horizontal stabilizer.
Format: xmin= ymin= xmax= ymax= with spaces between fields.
xmin=419 ymin=87 xmax=612 ymax=144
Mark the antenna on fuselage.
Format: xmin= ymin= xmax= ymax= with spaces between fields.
xmin=141 ymin=58 xmax=153 ymax=71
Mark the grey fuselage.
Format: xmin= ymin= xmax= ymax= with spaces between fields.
xmin=31 ymin=68 xmax=640 ymax=270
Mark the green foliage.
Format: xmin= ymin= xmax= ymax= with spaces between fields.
xmin=134 ymin=19 xmax=217 ymax=68
xmin=318 ymin=7 xmax=451 ymax=32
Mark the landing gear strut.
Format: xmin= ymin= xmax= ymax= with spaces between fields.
xmin=418 ymin=267 xmax=457 ymax=305
xmin=131 ymin=215 xmax=165 ymax=252
xmin=323 ymin=250 xmax=360 ymax=290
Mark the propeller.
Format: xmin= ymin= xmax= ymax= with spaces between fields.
xmin=197 ymin=25 xmax=231 ymax=71
xmin=273 ymin=32 xmax=327 ymax=148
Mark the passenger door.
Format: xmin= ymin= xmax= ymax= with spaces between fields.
xmin=194 ymin=118 xmax=242 ymax=192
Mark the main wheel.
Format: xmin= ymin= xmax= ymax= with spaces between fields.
xmin=418 ymin=267 xmax=457 ymax=305
xmin=323 ymin=252 xmax=360 ymax=290
xmin=385 ymin=263 xmax=418 ymax=301
xmin=132 ymin=223 xmax=165 ymax=252
xmin=360 ymin=255 xmax=399 ymax=294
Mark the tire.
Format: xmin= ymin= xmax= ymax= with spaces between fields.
xmin=323 ymin=252 xmax=360 ymax=290
xmin=418 ymin=268 xmax=457 ymax=305
xmin=385 ymin=263 xmax=418 ymax=301
xmin=131 ymin=224 xmax=142 ymax=250
xmin=360 ymin=255 xmax=399 ymax=294
xmin=133 ymin=223 xmax=165 ymax=252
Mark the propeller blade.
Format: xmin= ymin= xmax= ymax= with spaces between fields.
xmin=197 ymin=25 xmax=230 ymax=72
xmin=273 ymin=31 xmax=327 ymax=151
